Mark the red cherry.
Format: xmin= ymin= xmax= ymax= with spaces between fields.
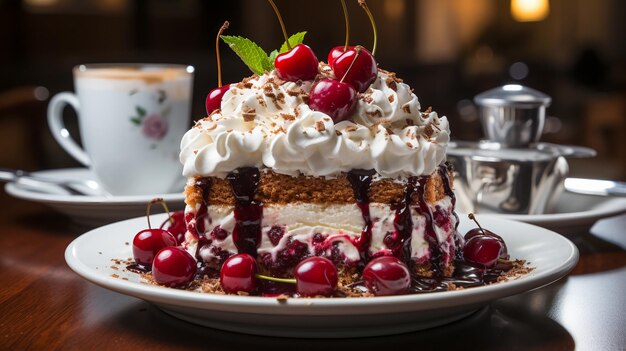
xmin=152 ymin=247 xmax=197 ymax=287
xmin=220 ymin=254 xmax=258 ymax=294
xmin=132 ymin=229 xmax=177 ymax=267
xmin=205 ymin=84 xmax=230 ymax=115
xmin=463 ymin=236 xmax=504 ymax=268
xmin=464 ymin=228 xmax=509 ymax=259
xmin=160 ymin=210 xmax=186 ymax=245
xmin=294 ymin=257 xmax=338 ymax=297
xmin=328 ymin=45 xmax=355 ymax=69
xmin=332 ymin=47 xmax=377 ymax=93
xmin=308 ymin=78 xmax=357 ymax=122
xmin=274 ymin=44 xmax=319 ymax=82
xmin=363 ymin=256 xmax=411 ymax=296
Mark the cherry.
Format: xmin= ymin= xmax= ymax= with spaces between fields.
xmin=332 ymin=47 xmax=377 ymax=93
xmin=465 ymin=213 xmax=509 ymax=259
xmin=328 ymin=46 xmax=353 ymax=69
xmin=132 ymin=198 xmax=178 ymax=267
xmin=132 ymin=229 xmax=177 ymax=267
xmin=274 ymin=44 xmax=319 ymax=81
xmin=363 ymin=256 xmax=411 ymax=296
xmin=267 ymin=0 xmax=319 ymax=81
xmin=294 ymin=257 xmax=338 ymax=297
xmin=464 ymin=228 xmax=509 ymax=259
xmin=327 ymin=0 xmax=352 ymax=69
xmin=160 ymin=210 xmax=186 ymax=245
xmin=463 ymin=236 xmax=504 ymax=268
xmin=205 ymin=85 xmax=230 ymax=115
xmin=220 ymin=254 xmax=258 ymax=294
xmin=152 ymin=247 xmax=197 ymax=287
xmin=205 ymin=21 xmax=231 ymax=115
xmin=308 ymin=78 xmax=356 ymax=122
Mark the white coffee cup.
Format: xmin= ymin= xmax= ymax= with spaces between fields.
xmin=47 ymin=64 xmax=194 ymax=196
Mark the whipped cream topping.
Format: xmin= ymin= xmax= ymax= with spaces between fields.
xmin=180 ymin=69 xmax=450 ymax=178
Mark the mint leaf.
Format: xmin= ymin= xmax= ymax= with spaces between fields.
xmin=279 ymin=31 xmax=307 ymax=54
xmin=268 ymin=49 xmax=279 ymax=64
xmin=221 ymin=35 xmax=271 ymax=75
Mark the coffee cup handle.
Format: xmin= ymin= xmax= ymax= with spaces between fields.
xmin=47 ymin=92 xmax=91 ymax=166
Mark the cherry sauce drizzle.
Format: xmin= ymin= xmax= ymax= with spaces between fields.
xmin=226 ymin=167 xmax=263 ymax=257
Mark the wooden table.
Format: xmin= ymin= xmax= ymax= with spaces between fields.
xmin=1 ymin=190 xmax=625 ymax=351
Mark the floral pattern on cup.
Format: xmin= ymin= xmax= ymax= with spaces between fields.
xmin=130 ymin=105 xmax=169 ymax=141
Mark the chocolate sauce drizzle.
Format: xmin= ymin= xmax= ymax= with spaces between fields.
xmin=226 ymin=167 xmax=263 ymax=257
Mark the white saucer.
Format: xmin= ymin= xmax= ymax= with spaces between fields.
xmin=5 ymin=168 xmax=185 ymax=226
xmin=474 ymin=191 xmax=626 ymax=234
xmin=65 ymin=213 xmax=578 ymax=338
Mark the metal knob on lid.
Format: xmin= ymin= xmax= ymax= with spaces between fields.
xmin=474 ymin=84 xmax=551 ymax=148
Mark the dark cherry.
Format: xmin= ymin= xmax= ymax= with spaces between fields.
xmin=363 ymin=256 xmax=411 ymax=296
xmin=464 ymin=228 xmax=509 ymax=259
xmin=132 ymin=229 xmax=177 ymax=267
xmin=294 ymin=257 xmax=338 ymax=297
xmin=328 ymin=45 xmax=355 ymax=69
xmin=152 ymin=247 xmax=197 ymax=287
xmin=463 ymin=236 xmax=504 ymax=268
xmin=220 ymin=254 xmax=258 ymax=294
xmin=205 ymin=84 xmax=230 ymax=115
xmin=308 ymin=78 xmax=357 ymax=122
xmin=274 ymin=44 xmax=319 ymax=82
xmin=160 ymin=210 xmax=186 ymax=245
xmin=332 ymin=47 xmax=377 ymax=93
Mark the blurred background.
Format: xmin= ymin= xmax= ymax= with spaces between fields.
xmin=1 ymin=0 xmax=625 ymax=180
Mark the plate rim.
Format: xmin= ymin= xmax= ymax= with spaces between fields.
xmin=65 ymin=214 xmax=579 ymax=316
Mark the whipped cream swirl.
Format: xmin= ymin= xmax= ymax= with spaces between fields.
xmin=180 ymin=70 xmax=450 ymax=178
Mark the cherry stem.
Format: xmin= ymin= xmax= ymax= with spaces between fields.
xmin=146 ymin=197 xmax=172 ymax=229
xmin=340 ymin=46 xmax=362 ymax=83
xmin=216 ymin=21 xmax=229 ymax=87
xmin=358 ymin=0 xmax=377 ymax=56
xmin=267 ymin=0 xmax=291 ymax=51
xmin=255 ymin=273 xmax=296 ymax=284
xmin=340 ymin=0 xmax=350 ymax=51
xmin=468 ymin=213 xmax=485 ymax=235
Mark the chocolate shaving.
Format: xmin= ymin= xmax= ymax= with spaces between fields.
xmin=406 ymin=142 xmax=414 ymax=148
xmin=366 ymin=109 xmax=383 ymax=118
xmin=315 ymin=121 xmax=326 ymax=132
xmin=345 ymin=125 xmax=358 ymax=132
xmin=242 ymin=106 xmax=256 ymax=122
xmin=423 ymin=124 xmax=434 ymax=139
xmin=280 ymin=113 xmax=295 ymax=121
xmin=405 ymin=118 xmax=415 ymax=126
xmin=388 ymin=95 xmax=395 ymax=103
xmin=402 ymin=103 xmax=411 ymax=114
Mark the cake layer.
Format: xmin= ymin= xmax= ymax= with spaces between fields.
xmin=182 ymin=166 xmax=459 ymax=278
xmin=184 ymin=167 xmax=453 ymax=208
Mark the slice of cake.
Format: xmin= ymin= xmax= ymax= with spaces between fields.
xmin=179 ymin=67 xmax=460 ymax=285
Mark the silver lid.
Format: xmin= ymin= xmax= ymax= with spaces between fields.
xmin=474 ymin=84 xmax=551 ymax=108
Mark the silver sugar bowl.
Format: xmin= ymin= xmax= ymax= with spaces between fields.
xmin=448 ymin=85 xmax=595 ymax=215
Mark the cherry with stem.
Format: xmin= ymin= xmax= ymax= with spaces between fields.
xmin=268 ymin=0 xmax=319 ymax=81
xmin=328 ymin=0 xmax=352 ymax=68
xmin=331 ymin=0 xmax=378 ymax=93
xmin=132 ymin=198 xmax=177 ymax=268
xmin=205 ymin=21 xmax=231 ymax=115
xmin=309 ymin=47 xmax=361 ymax=122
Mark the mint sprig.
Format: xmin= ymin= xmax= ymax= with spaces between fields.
xmin=221 ymin=32 xmax=307 ymax=75
xmin=220 ymin=35 xmax=272 ymax=75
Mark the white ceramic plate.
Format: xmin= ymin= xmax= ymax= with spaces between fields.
xmin=480 ymin=191 xmax=626 ymax=234
xmin=5 ymin=168 xmax=185 ymax=226
xmin=65 ymin=213 xmax=578 ymax=338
